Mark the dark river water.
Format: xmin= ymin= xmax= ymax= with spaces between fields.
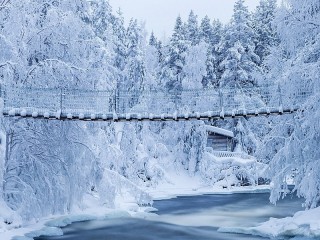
xmin=35 ymin=192 xmax=310 ymax=240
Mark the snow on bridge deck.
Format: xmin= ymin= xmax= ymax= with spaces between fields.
xmin=1 ymin=84 xmax=312 ymax=121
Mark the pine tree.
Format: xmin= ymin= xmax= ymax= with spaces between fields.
xmin=253 ymin=0 xmax=278 ymax=64
xmin=148 ymin=33 xmax=163 ymax=66
xmin=199 ymin=15 xmax=213 ymax=44
xmin=124 ymin=19 xmax=146 ymax=94
xmin=156 ymin=40 xmax=164 ymax=64
xmin=186 ymin=10 xmax=199 ymax=45
xmin=202 ymin=19 xmax=223 ymax=88
xmin=228 ymin=0 xmax=256 ymax=48
xmin=202 ymin=46 xmax=219 ymax=88
xmin=161 ymin=16 xmax=188 ymax=93
xmin=211 ymin=19 xmax=223 ymax=45
xmin=149 ymin=31 xmax=158 ymax=47
xmin=89 ymin=0 xmax=113 ymax=39
xmin=219 ymin=0 xmax=260 ymax=88
xmin=112 ymin=9 xmax=128 ymax=90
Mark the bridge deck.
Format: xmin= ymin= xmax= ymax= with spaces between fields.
xmin=2 ymin=107 xmax=296 ymax=121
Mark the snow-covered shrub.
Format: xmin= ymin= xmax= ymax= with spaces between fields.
xmin=0 ymin=199 xmax=22 ymax=232
xmin=99 ymin=169 xmax=152 ymax=207
xmin=200 ymin=150 xmax=267 ymax=188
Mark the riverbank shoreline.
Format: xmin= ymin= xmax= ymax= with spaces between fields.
xmin=0 ymin=185 xmax=271 ymax=240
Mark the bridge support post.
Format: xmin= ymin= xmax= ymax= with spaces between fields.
xmin=113 ymin=89 xmax=120 ymax=114
xmin=278 ymin=84 xmax=283 ymax=112
xmin=59 ymin=88 xmax=64 ymax=119
xmin=219 ymin=89 xmax=224 ymax=113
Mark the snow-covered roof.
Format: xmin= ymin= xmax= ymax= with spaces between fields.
xmin=205 ymin=125 xmax=234 ymax=138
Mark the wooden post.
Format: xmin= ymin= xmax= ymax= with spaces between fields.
xmin=219 ymin=89 xmax=224 ymax=112
xmin=278 ymin=84 xmax=283 ymax=107
xmin=114 ymin=88 xmax=120 ymax=114
xmin=59 ymin=88 xmax=64 ymax=119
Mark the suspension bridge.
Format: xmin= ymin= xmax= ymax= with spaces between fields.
xmin=1 ymin=84 xmax=312 ymax=122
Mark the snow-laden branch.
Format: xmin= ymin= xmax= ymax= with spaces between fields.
xmin=0 ymin=0 xmax=10 ymax=11
xmin=0 ymin=61 xmax=15 ymax=69
xmin=285 ymin=8 xmax=320 ymax=29
xmin=23 ymin=58 xmax=86 ymax=84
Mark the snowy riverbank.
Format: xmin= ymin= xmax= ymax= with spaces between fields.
xmin=145 ymin=170 xmax=270 ymax=200
xmin=1 ymin=180 xmax=269 ymax=240
xmin=0 ymin=195 xmax=151 ymax=240
xmin=2 ymin=179 xmax=318 ymax=240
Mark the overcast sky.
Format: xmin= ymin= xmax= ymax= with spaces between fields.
xmin=108 ymin=0 xmax=261 ymax=38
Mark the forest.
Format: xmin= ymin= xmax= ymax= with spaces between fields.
xmin=0 ymin=0 xmax=319 ymax=238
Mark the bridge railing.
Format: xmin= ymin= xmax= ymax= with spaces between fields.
xmin=1 ymin=83 xmax=314 ymax=120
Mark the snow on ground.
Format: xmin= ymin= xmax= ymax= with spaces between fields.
xmin=219 ymin=207 xmax=320 ymax=239
xmin=145 ymin=168 xmax=270 ymax=200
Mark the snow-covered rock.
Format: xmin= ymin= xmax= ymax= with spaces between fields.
xmin=219 ymin=207 xmax=320 ymax=238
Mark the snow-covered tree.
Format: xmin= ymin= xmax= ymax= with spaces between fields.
xmin=89 ymin=0 xmax=113 ymax=39
xmin=264 ymin=0 xmax=320 ymax=208
xmin=0 ymin=0 xmax=123 ymax=225
xmin=161 ymin=16 xmax=188 ymax=93
xmin=0 ymin=0 xmax=116 ymax=90
xmin=253 ymin=0 xmax=279 ymax=64
xmin=199 ymin=15 xmax=213 ymax=44
xmin=123 ymin=19 xmax=146 ymax=93
xmin=149 ymin=31 xmax=158 ymax=47
xmin=183 ymin=41 xmax=207 ymax=90
xmin=145 ymin=33 xmax=164 ymax=90
xmin=112 ymin=9 xmax=127 ymax=88
xmin=186 ymin=10 xmax=199 ymax=46
xmin=220 ymin=40 xmax=259 ymax=88
xmin=202 ymin=19 xmax=223 ymax=88
xmin=219 ymin=0 xmax=260 ymax=88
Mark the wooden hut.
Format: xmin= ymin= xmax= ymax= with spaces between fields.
xmin=205 ymin=125 xmax=234 ymax=152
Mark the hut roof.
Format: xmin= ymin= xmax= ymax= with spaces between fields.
xmin=205 ymin=125 xmax=234 ymax=138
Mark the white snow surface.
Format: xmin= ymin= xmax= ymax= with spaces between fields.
xmin=145 ymin=170 xmax=270 ymax=201
xmin=219 ymin=207 xmax=320 ymax=238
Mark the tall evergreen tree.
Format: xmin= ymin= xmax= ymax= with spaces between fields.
xmin=186 ymin=10 xmax=199 ymax=45
xmin=202 ymin=19 xmax=223 ymax=88
xmin=149 ymin=31 xmax=158 ymax=47
xmin=161 ymin=16 xmax=188 ymax=93
xmin=253 ymin=0 xmax=278 ymax=64
xmin=89 ymin=0 xmax=113 ymax=39
xmin=219 ymin=0 xmax=260 ymax=88
xmin=211 ymin=19 xmax=223 ymax=45
xmin=199 ymin=15 xmax=213 ymax=44
xmin=112 ymin=9 xmax=127 ymax=89
xmin=124 ymin=19 xmax=146 ymax=94
xmin=148 ymin=32 xmax=164 ymax=66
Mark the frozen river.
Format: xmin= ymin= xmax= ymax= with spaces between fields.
xmin=36 ymin=192 xmax=312 ymax=240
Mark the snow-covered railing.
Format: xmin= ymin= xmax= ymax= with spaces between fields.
xmin=210 ymin=151 xmax=254 ymax=159
xmin=1 ymin=83 xmax=313 ymax=121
